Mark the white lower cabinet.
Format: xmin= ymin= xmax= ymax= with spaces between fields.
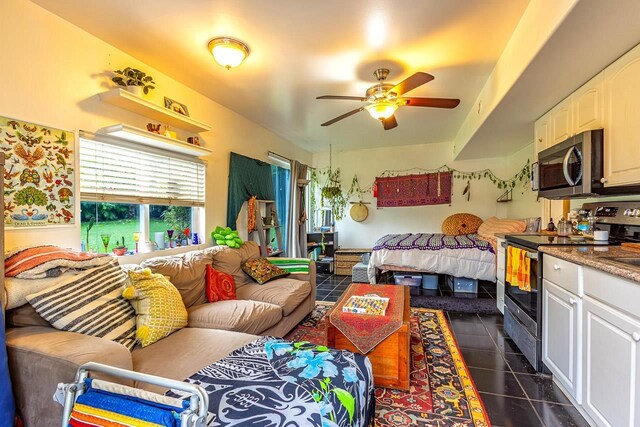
xmin=496 ymin=280 xmax=505 ymax=314
xmin=542 ymin=279 xmax=581 ymax=402
xmin=582 ymin=295 xmax=640 ymax=427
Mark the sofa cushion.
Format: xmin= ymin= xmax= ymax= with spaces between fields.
xmin=208 ymin=242 xmax=261 ymax=289
xmin=187 ymin=300 xmax=282 ymax=334
xmin=235 ymin=278 xmax=311 ymax=316
xmin=242 ymin=258 xmax=290 ymax=285
xmin=205 ymin=264 xmax=236 ymax=302
xmin=123 ymin=269 xmax=188 ymax=347
xmin=6 ymin=304 xmax=50 ymax=328
xmin=140 ymin=249 xmax=211 ymax=308
xmin=26 ymin=260 xmax=137 ymax=350
xmin=132 ymin=328 xmax=257 ymax=394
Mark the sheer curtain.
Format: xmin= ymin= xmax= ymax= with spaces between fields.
xmin=286 ymin=160 xmax=309 ymax=257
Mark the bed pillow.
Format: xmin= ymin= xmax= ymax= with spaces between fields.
xmin=477 ymin=217 xmax=527 ymax=238
xmin=123 ymin=269 xmax=188 ymax=347
xmin=441 ymin=213 xmax=484 ymax=235
xmin=26 ymin=260 xmax=137 ymax=350
xmin=242 ymin=258 xmax=289 ymax=285
xmin=206 ymin=264 xmax=236 ymax=302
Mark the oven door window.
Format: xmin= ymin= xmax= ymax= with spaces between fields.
xmin=505 ymin=250 xmax=539 ymax=320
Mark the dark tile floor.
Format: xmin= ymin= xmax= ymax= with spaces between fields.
xmin=316 ymin=273 xmax=590 ymax=427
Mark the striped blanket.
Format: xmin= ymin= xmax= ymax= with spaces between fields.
xmin=5 ymin=245 xmax=111 ymax=279
xmin=373 ymin=233 xmax=494 ymax=253
xmin=267 ymin=257 xmax=311 ymax=274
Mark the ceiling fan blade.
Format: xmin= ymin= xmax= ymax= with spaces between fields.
xmin=382 ymin=115 xmax=398 ymax=130
xmin=316 ymin=95 xmax=367 ymax=101
xmin=399 ymin=97 xmax=460 ymax=109
xmin=321 ymin=107 xmax=366 ymax=126
xmin=389 ymin=72 xmax=434 ymax=96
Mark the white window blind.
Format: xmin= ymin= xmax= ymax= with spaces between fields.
xmin=80 ymin=133 xmax=205 ymax=207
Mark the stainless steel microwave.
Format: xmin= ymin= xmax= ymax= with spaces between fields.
xmin=537 ymin=129 xmax=640 ymax=199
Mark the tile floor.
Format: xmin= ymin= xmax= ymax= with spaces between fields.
xmin=315 ymin=273 xmax=590 ymax=427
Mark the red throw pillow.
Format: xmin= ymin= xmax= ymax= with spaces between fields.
xmin=206 ymin=264 xmax=236 ymax=302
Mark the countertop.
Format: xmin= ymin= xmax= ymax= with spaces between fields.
xmin=540 ymin=246 xmax=640 ymax=283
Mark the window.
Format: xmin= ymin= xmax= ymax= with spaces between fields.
xmin=79 ymin=132 xmax=204 ymax=252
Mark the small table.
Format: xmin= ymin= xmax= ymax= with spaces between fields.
xmin=326 ymin=284 xmax=410 ymax=390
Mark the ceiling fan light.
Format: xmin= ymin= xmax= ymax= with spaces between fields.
xmin=366 ymin=102 xmax=398 ymax=120
xmin=208 ymin=37 xmax=250 ymax=69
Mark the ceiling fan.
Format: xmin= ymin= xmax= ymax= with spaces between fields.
xmin=317 ymin=68 xmax=460 ymax=130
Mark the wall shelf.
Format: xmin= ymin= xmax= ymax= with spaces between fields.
xmin=99 ymin=89 xmax=212 ymax=133
xmin=99 ymin=124 xmax=212 ymax=157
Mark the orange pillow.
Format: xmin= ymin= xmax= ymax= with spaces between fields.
xmin=441 ymin=213 xmax=484 ymax=235
xmin=205 ymin=264 xmax=236 ymax=302
xmin=477 ymin=217 xmax=526 ymax=238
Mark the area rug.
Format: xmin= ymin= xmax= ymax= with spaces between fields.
xmin=286 ymin=302 xmax=492 ymax=427
xmin=410 ymin=295 xmax=500 ymax=315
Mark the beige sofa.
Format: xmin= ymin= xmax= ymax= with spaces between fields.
xmin=5 ymin=242 xmax=316 ymax=426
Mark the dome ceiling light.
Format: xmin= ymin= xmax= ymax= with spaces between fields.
xmin=208 ymin=37 xmax=250 ymax=70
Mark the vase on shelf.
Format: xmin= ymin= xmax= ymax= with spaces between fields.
xmin=126 ymin=85 xmax=143 ymax=97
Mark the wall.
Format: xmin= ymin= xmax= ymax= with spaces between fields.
xmin=312 ymin=141 xmax=538 ymax=248
xmin=502 ymin=142 xmax=540 ymax=219
xmin=0 ymin=0 xmax=311 ymax=251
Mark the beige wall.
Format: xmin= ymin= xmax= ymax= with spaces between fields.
xmin=503 ymin=143 xmax=540 ymax=219
xmin=0 ymin=0 xmax=311 ymax=251
xmin=312 ymin=141 xmax=538 ymax=248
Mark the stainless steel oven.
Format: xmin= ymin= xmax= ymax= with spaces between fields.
xmin=503 ymin=241 xmax=543 ymax=372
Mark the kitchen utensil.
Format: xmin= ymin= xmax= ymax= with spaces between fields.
xmin=557 ymin=219 xmax=572 ymax=237
xmin=594 ymin=230 xmax=609 ymax=241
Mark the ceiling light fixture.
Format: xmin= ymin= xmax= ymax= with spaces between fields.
xmin=365 ymin=101 xmax=398 ymax=120
xmin=208 ymin=37 xmax=250 ymax=70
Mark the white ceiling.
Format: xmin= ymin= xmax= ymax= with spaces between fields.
xmin=32 ymin=0 xmax=529 ymax=153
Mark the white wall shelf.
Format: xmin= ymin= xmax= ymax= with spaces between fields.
xmin=99 ymin=124 xmax=212 ymax=157
xmin=99 ymin=88 xmax=212 ymax=133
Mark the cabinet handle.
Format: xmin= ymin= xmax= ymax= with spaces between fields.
xmin=600 ymin=177 xmax=608 ymax=184
xmin=553 ymin=264 xmax=561 ymax=271
xmin=633 ymin=332 xmax=640 ymax=342
xmin=569 ymin=297 xmax=577 ymax=305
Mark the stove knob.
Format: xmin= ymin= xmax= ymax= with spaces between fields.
xmin=624 ymin=209 xmax=633 ymax=216
xmin=633 ymin=209 xmax=640 ymax=217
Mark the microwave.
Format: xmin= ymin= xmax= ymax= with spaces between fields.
xmin=537 ymin=129 xmax=640 ymax=199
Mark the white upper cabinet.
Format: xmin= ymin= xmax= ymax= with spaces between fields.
xmin=603 ymin=43 xmax=640 ymax=187
xmin=549 ymin=97 xmax=573 ymax=147
xmin=572 ymin=72 xmax=604 ymax=134
xmin=534 ymin=113 xmax=550 ymax=156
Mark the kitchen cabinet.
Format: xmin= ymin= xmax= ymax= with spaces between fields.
xmin=549 ymin=98 xmax=573 ymax=147
xmin=542 ymin=279 xmax=581 ymax=402
xmin=496 ymin=237 xmax=506 ymax=314
xmin=582 ymin=295 xmax=640 ymax=427
xmin=534 ymin=114 xmax=549 ymax=156
xmin=603 ymin=43 xmax=640 ymax=187
xmin=571 ymin=72 xmax=604 ymax=134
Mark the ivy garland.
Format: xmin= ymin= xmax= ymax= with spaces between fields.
xmin=309 ymin=160 xmax=531 ymax=222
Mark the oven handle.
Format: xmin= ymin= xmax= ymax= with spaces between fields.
xmin=506 ymin=242 xmax=539 ymax=260
xmin=562 ymin=146 xmax=583 ymax=186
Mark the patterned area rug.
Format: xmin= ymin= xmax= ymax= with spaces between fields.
xmin=286 ymin=302 xmax=492 ymax=427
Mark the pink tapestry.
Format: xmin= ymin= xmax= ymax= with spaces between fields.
xmin=375 ymin=172 xmax=452 ymax=208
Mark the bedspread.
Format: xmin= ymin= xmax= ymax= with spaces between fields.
xmin=167 ymin=337 xmax=374 ymax=427
xmin=368 ymin=233 xmax=496 ymax=283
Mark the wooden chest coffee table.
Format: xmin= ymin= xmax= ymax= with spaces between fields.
xmin=326 ymin=284 xmax=410 ymax=390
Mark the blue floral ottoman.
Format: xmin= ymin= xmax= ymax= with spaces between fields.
xmin=167 ymin=337 xmax=375 ymax=426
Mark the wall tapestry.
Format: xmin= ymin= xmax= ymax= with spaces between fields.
xmin=0 ymin=116 xmax=75 ymax=227
xmin=375 ymin=172 xmax=452 ymax=208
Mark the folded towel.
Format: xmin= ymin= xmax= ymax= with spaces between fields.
xmin=506 ymin=246 xmax=531 ymax=292
xmin=267 ymin=257 xmax=311 ymax=274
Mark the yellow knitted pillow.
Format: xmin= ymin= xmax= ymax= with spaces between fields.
xmin=441 ymin=213 xmax=484 ymax=235
xmin=123 ymin=269 xmax=188 ymax=347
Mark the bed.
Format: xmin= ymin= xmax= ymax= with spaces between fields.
xmin=367 ymin=233 xmax=496 ymax=283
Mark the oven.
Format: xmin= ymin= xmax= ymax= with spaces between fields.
xmin=503 ymin=240 xmax=543 ymax=372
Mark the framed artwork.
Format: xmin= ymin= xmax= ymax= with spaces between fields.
xmin=0 ymin=116 xmax=75 ymax=227
xmin=164 ymin=97 xmax=190 ymax=117
xmin=531 ymin=161 xmax=539 ymax=191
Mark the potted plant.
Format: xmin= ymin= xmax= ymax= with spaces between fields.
xmin=112 ymin=67 xmax=156 ymax=96
xmin=112 ymin=237 xmax=127 ymax=256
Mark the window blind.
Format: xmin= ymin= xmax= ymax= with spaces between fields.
xmin=80 ymin=133 xmax=205 ymax=207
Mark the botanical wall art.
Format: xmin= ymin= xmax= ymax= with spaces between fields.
xmin=0 ymin=116 xmax=75 ymax=227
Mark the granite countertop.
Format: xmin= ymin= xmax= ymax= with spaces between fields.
xmin=540 ymin=246 xmax=640 ymax=283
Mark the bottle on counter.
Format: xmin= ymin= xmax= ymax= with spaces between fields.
xmin=547 ymin=218 xmax=556 ymax=232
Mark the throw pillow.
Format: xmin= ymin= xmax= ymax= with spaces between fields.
xmin=441 ymin=213 xmax=484 ymax=235
xmin=242 ymin=257 xmax=290 ymax=285
xmin=123 ymin=269 xmax=188 ymax=347
xmin=26 ymin=260 xmax=137 ymax=350
xmin=205 ymin=264 xmax=236 ymax=302
xmin=477 ymin=217 xmax=527 ymax=238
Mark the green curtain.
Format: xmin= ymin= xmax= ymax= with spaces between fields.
xmin=227 ymin=152 xmax=275 ymax=228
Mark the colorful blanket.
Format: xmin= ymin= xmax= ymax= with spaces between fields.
xmin=5 ymin=245 xmax=111 ymax=279
xmin=373 ymin=233 xmax=494 ymax=253
xmin=167 ymin=337 xmax=374 ymax=427
xmin=267 ymin=257 xmax=311 ymax=274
